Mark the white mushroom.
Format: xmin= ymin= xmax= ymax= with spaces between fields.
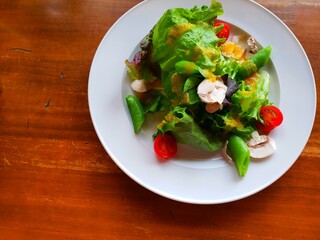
xmin=246 ymin=131 xmax=276 ymax=159
xmin=247 ymin=36 xmax=259 ymax=54
xmin=221 ymin=140 xmax=233 ymax=165
xmin=131 ymin=79 xmax=147 ymax=93
xmin=197 ymin=79 xmax=227 ymax=105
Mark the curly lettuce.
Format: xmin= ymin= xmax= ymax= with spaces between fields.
xmin=157 ymin=106 xmax=223 ymax=151
xmin=152 ymin=0 xmax=224 ymax=73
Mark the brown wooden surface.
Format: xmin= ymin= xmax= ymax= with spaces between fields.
xmin=0 ymin=0 xmax=319 ymax=239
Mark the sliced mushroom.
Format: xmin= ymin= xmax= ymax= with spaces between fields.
xmin=197 ymin=79 xmax=227 ymax=105
xmin=131 ymin=79 xmax=147 ymax=93
xmin=247 ymin=131 xmax=276 ymax=159
xmin=248 ymin=130 xmax=267 ymax=145
xmin=221 ymin=140 xmax=233 ymax=165
xmin=247 ymin=36 xmax=259 ymax=54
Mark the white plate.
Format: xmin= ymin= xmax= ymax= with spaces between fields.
xmin=88 ymin=0 xmax=316 ymax=204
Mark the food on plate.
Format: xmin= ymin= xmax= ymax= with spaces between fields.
xmin=256 ymin=105 xmax=283 ymax=133
xmin=246 ymin=131 xmax=277 ymax=159
xmin=124 ymin=0 xmax=283 ymax=177
xmin=227 ymin=135 xmax=250 ymax=177
xmin=154 ymin=133 xmax=178 ymax=160
xmin=125 ymin=95 xmax=145 ymax=134
xmin=214 ymin=21 xmax=230 ymax=46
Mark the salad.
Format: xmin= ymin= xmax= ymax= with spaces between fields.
xmin=124 ymin=0 xmax=283 ymax=177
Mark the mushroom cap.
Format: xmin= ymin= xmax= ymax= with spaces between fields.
xmin=131 ymin=79 xmax=147 ymax=93
xmin=247 ymin=134 xmax=276 ymax=159
xmin=197 ymin=79 xmax=227 ymax=104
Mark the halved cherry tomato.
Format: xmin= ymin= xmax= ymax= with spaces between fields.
xmin=256 ymin=106 xmax=283 ymax=133
xmin=214 ymin=21 xmax=230 ymax=45
xmin=154 ymin=133 xmax=177 ymax=160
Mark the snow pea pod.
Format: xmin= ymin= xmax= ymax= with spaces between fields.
xmin=125 ymin=95 xmax=145 ymax=134
xmin=236 ymin=45 xmax=272 ymax=80
xmin=227 ymin=135 xmax=250 ymax=177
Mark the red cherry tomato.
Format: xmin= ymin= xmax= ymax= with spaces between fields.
xmin=214 ymin=21 xmax=230 ymax=45
xmin=154 ymin=133 xmax=177 ymax=160
xmin=256 ymin=106 xmax=283 ymax=133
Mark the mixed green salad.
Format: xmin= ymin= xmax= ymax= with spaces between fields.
xmin=125 ymin=0 xmax=283 ymax=177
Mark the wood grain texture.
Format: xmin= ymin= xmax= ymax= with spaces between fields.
xmin=0 ymin=0 xmax=319 ymax=239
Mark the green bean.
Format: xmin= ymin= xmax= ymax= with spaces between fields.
xmin=125 ymin=95 xmax=145 ymax=134
xmin=227 ymin=135 xmax=251 ymax=177
xmin=236 ymin=45 xmax=272 ymax=80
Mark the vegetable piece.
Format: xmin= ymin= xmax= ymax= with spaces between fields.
xmin=236 ymin=45 xmax=272 ymax=79
xmin=220 ymin=75 xmax=239 ymax=108
xmin=125 ymin=95 xmax=146 ymax=133
xmin=175 ymin=61 xmax=201 ymax=76
xmin=247 ymin=131 xmax=276 ymax=158
xmin=197 ymin=79 xmax=227 ymax=104
xmin=232 ymin=70 xmax=270 ymax=121
xmin=227 ymin=135 xmax=250 ymax=177
xmin=131 ymin=79 xmax=147 ymax=93
xmin=247 ymin=36 xmax=258 ymax=54
xmin=157 ymin=106 xmax=223 ymax=151
xmin=221 ymin=140 xmax=233 ymax=164
xmin=251 ymin=45 xmax=272 ymax=69
xmin=154 ymin=133 xmax=177 ymax=160
xmin=214 ymin=21 xmax=230 ymax=45
xmin=151 ymin=0 xmax=224 ymax=73
xmin=142 ymin=93 xmax=162 ymax=113
xmin=185 ymin=88 xmax=201 ymax=105
xmin=256 ymin=106 xmax=283 ymax=132
xmin=222 ymin=74 xmax=239 ymax=99
xmin=205 ymin=102 xmax=221 ymax=113
xmin=183 ymin=76 xmax=202 ymax=93
xmin=125 ymin=52 xmax=142 ymax=80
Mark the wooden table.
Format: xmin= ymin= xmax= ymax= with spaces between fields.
xmin=0 ymin=0 xmax=319 ymax=239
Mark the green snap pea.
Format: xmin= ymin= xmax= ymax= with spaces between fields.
xmin=251 ymin=45 xmax=272 ymax=69
xmin=237 ymin=45 xmax=272 ymax=80
xmin=125 ymin=95 xmax=145 ymax=134
xmin=227 ymin=135 xmax=251 ymax=177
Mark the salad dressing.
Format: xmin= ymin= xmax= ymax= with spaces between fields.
xmin=171 ymin=73 xmax=183 ymax=93
xmin=169 ymin=22 xmax=195 ymax=39
xmin=224 ymin=115 xmax=244 ymax=129
xmin=240 ymin=72 xmax=259 ymax=96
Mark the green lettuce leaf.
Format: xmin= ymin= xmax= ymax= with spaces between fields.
xmin=231 ymin=70 xmax=270 ymax=120
xmin=157 ymin=106 xmax=223 ymax=151
xmin=152 ymin=0 xmax=224 ymax=73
